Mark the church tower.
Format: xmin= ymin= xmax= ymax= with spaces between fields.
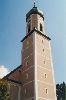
xmin=21 ymin=3 xmax=56 ymax=100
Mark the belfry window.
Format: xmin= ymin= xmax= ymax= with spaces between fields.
xmin=28 ymin=24 xmax=30 ymax=33
xmin=40 ymin=23 xmax=43 ymax=31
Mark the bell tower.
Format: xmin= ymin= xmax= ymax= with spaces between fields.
xmin=26 ymin=3 xmax=44 ymax=35
xmin=21 ymin=3 xmax=56 ymax=100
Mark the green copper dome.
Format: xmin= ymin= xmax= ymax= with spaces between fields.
xmin=26 ymin=6 xmax=44 ymax=21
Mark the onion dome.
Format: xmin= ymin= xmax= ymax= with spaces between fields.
xmin=26 ymin=5 xmax=44 ymax=21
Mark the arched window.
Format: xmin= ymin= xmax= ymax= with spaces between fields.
xmin=40 ymin=23 xmax=43 ymax=31
xmin=28 ymin=24 xmax=30 ymax=33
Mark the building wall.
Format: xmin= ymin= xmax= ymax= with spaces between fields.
xmin=8 ymin=82 xmax=21 ymax=100
xmin=21 ymin=33 xmax=35 ymax=100
xmin=8 ymin=68 xmax=21 ymax=82
xmin=35 ymin=33 xmax=56 ymax=100
xmin=20 ymin=31 xmax=56 ymax=100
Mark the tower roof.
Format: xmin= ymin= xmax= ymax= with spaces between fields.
xmin=21 ymin=28 xmax=51 ymax=42
xmin=26 ymin=6 xmax=44 ymax=21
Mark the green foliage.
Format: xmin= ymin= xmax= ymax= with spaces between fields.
xmin=0 ymin=79 xmax=10 ymax=100
xmin=56 ymin=82 xmax=66 ymax=100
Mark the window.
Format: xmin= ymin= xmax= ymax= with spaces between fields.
xmin=44 ymin=61 xmax=45 ymax=64
xmin=28 ymin=24 xmax=30 ymax=33
xmin=45 ymin=74 xmax=47 ymax=78
xmin=25 ymin=88 xmax=27 ymax=94
xmin=26 ymin=73 xmax=28 ymax=79
xmin=43 ymin=49 xmax=44 ymax=52
xmin=45 ymin=89 xmax=48 ymax=94
xmin=26 ymin=61 xmax=28 ymax=66
xmin=19 ymin=70 xmax=21 ymax=73
xmin=42 ymin=40 xmax=43 ymax=43
xmin=40 ymin=23 xmax=43 ymax=31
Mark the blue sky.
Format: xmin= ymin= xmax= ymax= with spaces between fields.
xmin=0 ymin=0 xmax=66 ymax=83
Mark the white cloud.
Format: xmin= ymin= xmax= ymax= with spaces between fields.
xmin=0 ymin=65 xmax=10 ymax=79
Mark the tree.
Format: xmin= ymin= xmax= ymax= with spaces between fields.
xmin=0 ymin=79 xmax=10 ymax=100
xmin=56 ymin=82 xmax=66 ymax=100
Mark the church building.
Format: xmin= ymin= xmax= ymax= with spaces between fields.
xmin=3 ymin=3 xmax=57 ymax=100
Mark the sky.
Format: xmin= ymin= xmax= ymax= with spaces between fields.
xmin=0 ymin=0 xmax=66 ymax=83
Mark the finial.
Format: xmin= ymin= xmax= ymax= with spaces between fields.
xmin=34 ymin=1 xmax=35 ymax=7
xmin=33 ymin=0 xmax=36 ymax=7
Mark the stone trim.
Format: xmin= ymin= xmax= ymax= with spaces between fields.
xmin=37 ymin=80 xmax=54 ymax=86
xmin=38 ymin=97 xmax=52 ymax=100
xmin=24 ymin=97 xmax=34 ymax=100
xmin=49 ymin=41 xmax=57 ymax=100
xmin=34 ymin=32 xmax=38 ymax=100
xmin=37 ymin=65 xmax=51 ymax=72
xmin=18 ymin=86 xmax=21 ymax=100
xmin=7 ymin=78 xmax=21 ymax=85
xmin=23 ymin=80 xmax=34 ymax=86
xmin=21 ymin=65 xmax=34 ymax=74
xmin=21 ymin=28 xmax=51 ymax=42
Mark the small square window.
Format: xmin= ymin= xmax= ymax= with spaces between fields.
xmin=44 ymin=61 xmax=45 ymax=64
xmin=43 ymin=49 xmax=44 ymax=52
xmin=19 ymin=70 xmax=21 ymax=73
xmin=42 ymin=40 xmax=43 ymax=43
